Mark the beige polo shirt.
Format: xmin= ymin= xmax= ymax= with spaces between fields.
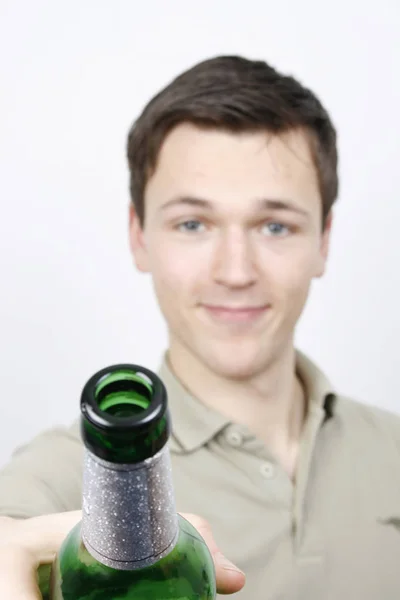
xmin=1 ymin=351 xmax=400 ymax=599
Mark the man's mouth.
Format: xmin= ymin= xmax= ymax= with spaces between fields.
xmin=201 ymin=304 xmax=270 ymax=324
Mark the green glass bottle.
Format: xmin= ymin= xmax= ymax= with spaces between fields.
xmin=48 ymin=364 xmax=216 ymax=600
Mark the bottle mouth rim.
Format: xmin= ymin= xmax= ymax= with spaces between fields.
xmin=80 ymin=364 xmax=167 ymax=432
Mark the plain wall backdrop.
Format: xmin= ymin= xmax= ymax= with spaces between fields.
xmin=0 ymin=0 xmax=399 ymax=466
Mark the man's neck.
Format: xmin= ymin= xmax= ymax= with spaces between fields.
xmin=166 ymin=341 xmax=306 ymax=478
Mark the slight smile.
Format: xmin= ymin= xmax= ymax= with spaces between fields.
xmin=201 ymin=304 xmax=270 ymax=324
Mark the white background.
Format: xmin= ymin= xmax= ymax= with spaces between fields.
xmin=0 ymin=0 xmax=399 ymax=466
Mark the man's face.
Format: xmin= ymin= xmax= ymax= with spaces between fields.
xmin=130 ymin=123 xmax=331 ymax=379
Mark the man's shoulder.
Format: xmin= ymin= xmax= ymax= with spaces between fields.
xmin=335 ymin=392 xmax=400 ymax=449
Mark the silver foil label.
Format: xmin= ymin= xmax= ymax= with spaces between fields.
xmin=82 ymin=446 xmax=179 ymax=570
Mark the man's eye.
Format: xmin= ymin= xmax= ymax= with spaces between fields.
xmin=261 ymin=222 xmax=290 ymax=236
xmin=177 ymin=220 xmax=205 ymax=232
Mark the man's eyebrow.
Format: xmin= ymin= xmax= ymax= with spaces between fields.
xmin=160 ymin=196 xmax=213 ymax=211
xmin=255 ymin=198 xmax=310 ymax=217
xmin=160 ymin=195 xmax=310 ymax=217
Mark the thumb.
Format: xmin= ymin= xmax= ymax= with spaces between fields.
xmin=181 ymin=513 xmax=246 ymax=595
xmin=0 ymin=511 xmax=81 ymax=600
xmin=18 ymin=510 xmax=82 ymax=564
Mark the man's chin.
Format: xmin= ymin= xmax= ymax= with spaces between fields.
xmin=201 ymin=352 xmax=265 ymax=381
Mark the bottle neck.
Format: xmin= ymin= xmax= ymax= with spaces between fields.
xmin=81 ymin=443 xmax=179 ymax=570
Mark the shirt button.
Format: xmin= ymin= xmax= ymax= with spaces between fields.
xmin=226 ymin=430 xmax=243 ymax=447
xmin=260 ymin=462 xmax=275 ymax=479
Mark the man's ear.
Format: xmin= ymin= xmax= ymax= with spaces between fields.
xmin=128 ymin=203 xmax=150 ymax=273
xmin=315 ymin=210 xmax=333 ymax=278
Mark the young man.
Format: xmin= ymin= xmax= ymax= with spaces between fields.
xmin=1 ymin=55 xmax=400 ymax=599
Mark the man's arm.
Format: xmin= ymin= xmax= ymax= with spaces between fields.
xmin=0 ymin=425 xmax=245 ymax=597
xmin=0 ymin=422 xmax=83 ymax=518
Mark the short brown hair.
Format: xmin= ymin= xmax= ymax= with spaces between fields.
xmin=127 ymin=55 xmax=338 ymax=227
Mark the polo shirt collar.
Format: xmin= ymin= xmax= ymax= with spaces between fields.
xmin=157 ymin=349 xmax=336 ymax=452
xmin=295 ymin=350 xmax=337 ymax=418
xmin=158 ymin=355 xmax=229 ymax=452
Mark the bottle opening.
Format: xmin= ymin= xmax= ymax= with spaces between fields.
xmin=95 ymin=369 xmax=153 ymax=420
xmin=81 ymin=363 xmax=169 ymax=462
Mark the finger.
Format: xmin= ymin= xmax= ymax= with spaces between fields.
xmin=181 ymin=513 xmax=246 ymax=595
xmin=0 ymin=548 xmax=42 ymax=600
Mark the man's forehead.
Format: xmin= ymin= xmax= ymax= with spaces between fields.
xmin=146 ymin=124 xmax=320 ymax=210
xmin=153 ymin=124 xmax=315 ymax=181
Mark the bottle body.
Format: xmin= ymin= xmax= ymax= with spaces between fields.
xmin=46 ymin=363 xmax=216 ymax=599
xmin=50 ymin=515 xmax=215 ymax=600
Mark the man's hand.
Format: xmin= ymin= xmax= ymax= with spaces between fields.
xmin=0 ymin=511 xmax=245 ymax=598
